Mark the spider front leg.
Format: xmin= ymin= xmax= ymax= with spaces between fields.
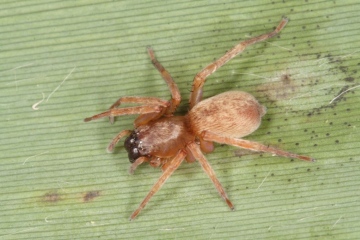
xmin=189 ymin=17 xmax=288 ymax=109
xmin=108 ymin=96 xmax=169 ymax=124
xmin=202 ymin=131 xmax=315 ymax=162
xmin=84 ymin=105 xmax=164 ymax=122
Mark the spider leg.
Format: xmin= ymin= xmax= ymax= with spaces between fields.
xmin=187 ymin=142 xmax=234 ymax=210
xmin=199 ymin=139 xmax=214 ymax=153
xmin=129 ymin=150 xmax=187 ymax=220
xmin=147 ymin=47 xmax=181 ymax=115
xmin=106 ymin=129 xmax=132 ymax=153
xmin=202 ymin=131 xmax=315 ymax=162
xmin=108 ymin=96 xmax=169 ymax=124
xmin=133 ymin=111 xmax=167 ymax=127
xmin=109 ymin=96 xmax=168 ymax=109
xmin=185 ymin=148 xmax=196 ymax=163
xmin=128 ymin=156 xmax=148 ymax=175
xmin=84 ymin=105 xmax=163 ymax=122
xmin=189 ymin=17 xmax=288 ymax=109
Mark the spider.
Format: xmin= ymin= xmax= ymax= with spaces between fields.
xmin=84 ymin=17 xmax=314 ymax=220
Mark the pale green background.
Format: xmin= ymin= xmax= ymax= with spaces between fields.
xmin=1 ymin=1 xmax=359 ymax=239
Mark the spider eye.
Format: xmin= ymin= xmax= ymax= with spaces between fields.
xmin=124 ymin=131 xmax=143 ymax=163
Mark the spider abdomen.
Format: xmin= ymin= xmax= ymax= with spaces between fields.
xmin=188 ymin=91 xmax=266 ymax=138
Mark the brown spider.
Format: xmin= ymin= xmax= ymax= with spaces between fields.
xmin=84 ymin=17 xmax=314 ymax=220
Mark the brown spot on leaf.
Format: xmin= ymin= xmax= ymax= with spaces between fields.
xmin=256 ymin=72 xmax=298 ymax=101
xmin=344 ymin=77 xmax=354 ymax=82
xmin=43 ymin=192 xmax=61 ymax=203
xmin=281 ymin=73 xmax=291 ymax=85
xmin=83 ymin=191 xmax=100 ymax=202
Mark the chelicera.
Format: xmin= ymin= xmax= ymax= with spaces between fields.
xmin=84 ymin=18 xmax=314 ymax=220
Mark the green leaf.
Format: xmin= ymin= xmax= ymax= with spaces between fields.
xmin=1 ymin=1 xmax=359 ymax=239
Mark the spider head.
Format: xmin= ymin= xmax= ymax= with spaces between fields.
xmin=124 ymin=130 xmax=145 ymax=163
xmin=124 ymin=130 xmax=153 ymax=163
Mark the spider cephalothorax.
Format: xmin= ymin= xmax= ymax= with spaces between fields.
xmin=124 ymin=116 xmax=195 ymax=164
xmin=84 ymin=17 xmax=314 ymax=220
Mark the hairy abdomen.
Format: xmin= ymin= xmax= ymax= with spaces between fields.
xmin=188 ymin=91 xmax=266 ymax=138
